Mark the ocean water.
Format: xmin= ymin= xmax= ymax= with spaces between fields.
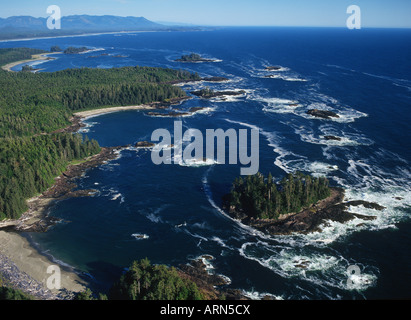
xmin=1 ymin=27 xmax=411 ymax=299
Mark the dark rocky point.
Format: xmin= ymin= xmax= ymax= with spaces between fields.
xmin=191 ymin=88 xmax=246 ymax=99
xmin=324 ymin=135 xmax=342 ymax=141
xmin=135 ymin=141 xmax=156 ymax=148
xmin=265 ymin=66 xmax=282 ymax=71
xmin=307 ymin=109 xmax=340 ymax=119
xmin=202 ymin=76 xmax=229 ymax=82
xmin=175 ymin=53 xmax=216 ymax=63
xmin=147 ymin=111 xmax=190 ymax=117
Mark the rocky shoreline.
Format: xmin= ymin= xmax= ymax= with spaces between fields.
xmin=307 ymin=109 xmax=340 ymax=120
xmin=1 ymin=146 xmax=124 ymax=233
xmin=191 ymin=89 xmax=246 ymax=99
xmin=265 ymin=66 xmax=282 ymax=71
xmin=224 ymin=187 xmax=384 ymax=236
xmin=178 ymin=256 xmax=256 ymax=300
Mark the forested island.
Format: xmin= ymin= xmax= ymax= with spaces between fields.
xmin=63 ymin=46 xmax=90 ymax=54
xmin=224 ymin=172 xmax=331 ymax=221
xmin=223 ymin=172 xmax=382 ymax=235
xmin=175 ymin=53 xmax=216 ymax=63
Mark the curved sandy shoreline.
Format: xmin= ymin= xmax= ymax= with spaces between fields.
xmin=1 ymin=53 xmax=59 ymax=72
xmin=0 ymin=230 xmax=87 ymax=299
xmin=74 ymin=104 xmax=155 ymax=118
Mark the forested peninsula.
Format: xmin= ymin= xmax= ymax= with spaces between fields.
xmin=0 ymin=47 xmax=201 ymax=221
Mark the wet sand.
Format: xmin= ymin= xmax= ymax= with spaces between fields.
xmin=0 ymin=230 xmax=87 ymax=299
xmin=73 ymin=104 xmax=155 ymax=118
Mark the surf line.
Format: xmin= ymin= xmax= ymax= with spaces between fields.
xmin=151 ymin=120 xmax=260 ymax=175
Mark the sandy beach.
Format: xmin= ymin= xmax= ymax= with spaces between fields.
xmin=0 ymin=187 xmax=87 ymax=300
xmin=0 ymin=230 xmax=87 ymax=299
xmin=1 ymin=53 xmax=59 ymax=72
xmin=73 ymin=104 xmax=156 ymax=118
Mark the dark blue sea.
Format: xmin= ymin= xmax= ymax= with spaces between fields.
xmin=2 ymin=27 xmax=410 ymax=299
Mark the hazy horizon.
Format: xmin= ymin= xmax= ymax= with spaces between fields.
xmin=0 ymin=0 xmax=410 ymax=29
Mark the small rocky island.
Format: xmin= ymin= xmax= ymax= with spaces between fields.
xmin=21 ymin=65 xmax=38 ymax=72
xmin=87 ymin=53 xmax=127 ymax=59
xmin=202 ymin=76 xmax=229 ymax=82
xmin=265 ymin=66 xmax=282 ymax=71
xmin=135 ymin=141 xmax=156 ymax=148
xmin=222 ymin=172 xmax=384 ymax=235
xmin=63 ymin=46 xmax=91 ymax=54
xmin=307 ymin=109 xmax=340 ymax=119
xmin=191 ymin=87 xmax=246 ymax=99
xmin=175 ymin=53 xmax=217 ymax=63
xmin=323 ymin=135 xmax=342 ymax=141
xmin=146 ymin=106 xmax=208 ymax=118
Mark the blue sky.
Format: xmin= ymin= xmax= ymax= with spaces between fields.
xmin=1 ymin=0 xmax=410 ymax=28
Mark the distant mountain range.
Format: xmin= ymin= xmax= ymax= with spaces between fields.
xmin=0 ymin=15 xmax=202 ymax=40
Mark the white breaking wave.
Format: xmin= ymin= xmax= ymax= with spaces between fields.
xmin=254 ymin=97 xmax=303 ymax=114
xmin=285 ymin=159 xmax=339 ymax=177
xmin=256 ymin=94 xmax=368 ymax=123
xmin=79 ymin=47 xmax=106 ymax=54
xmin=264 ymin=74 xmax=308 ymax=82
xmin=208 ymin=89 xmax=251 ymax=103
xmin=144 ymin=205 xmax=169 ymax=224
xmin=239 ymin=241 xmax=378 ymax=293
xmin=178 ymin=158 xmax=219 ymax=167
xmin=107 ymin=188 xmax=125 ymax=203
xmin=145 ymin=107 xmax=215 ymax=118
xmin=290 ymin=124 xmax=374 ymax=147
xmin=242 ymin=289 xmax=284 ymax=300
xmin=131 ymin=233 xmax=149 ymax=240
xmin=77 ymin=120 xmax=99 ymax=133
xmin=224 ymin=118 xmax=305 ymax=174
